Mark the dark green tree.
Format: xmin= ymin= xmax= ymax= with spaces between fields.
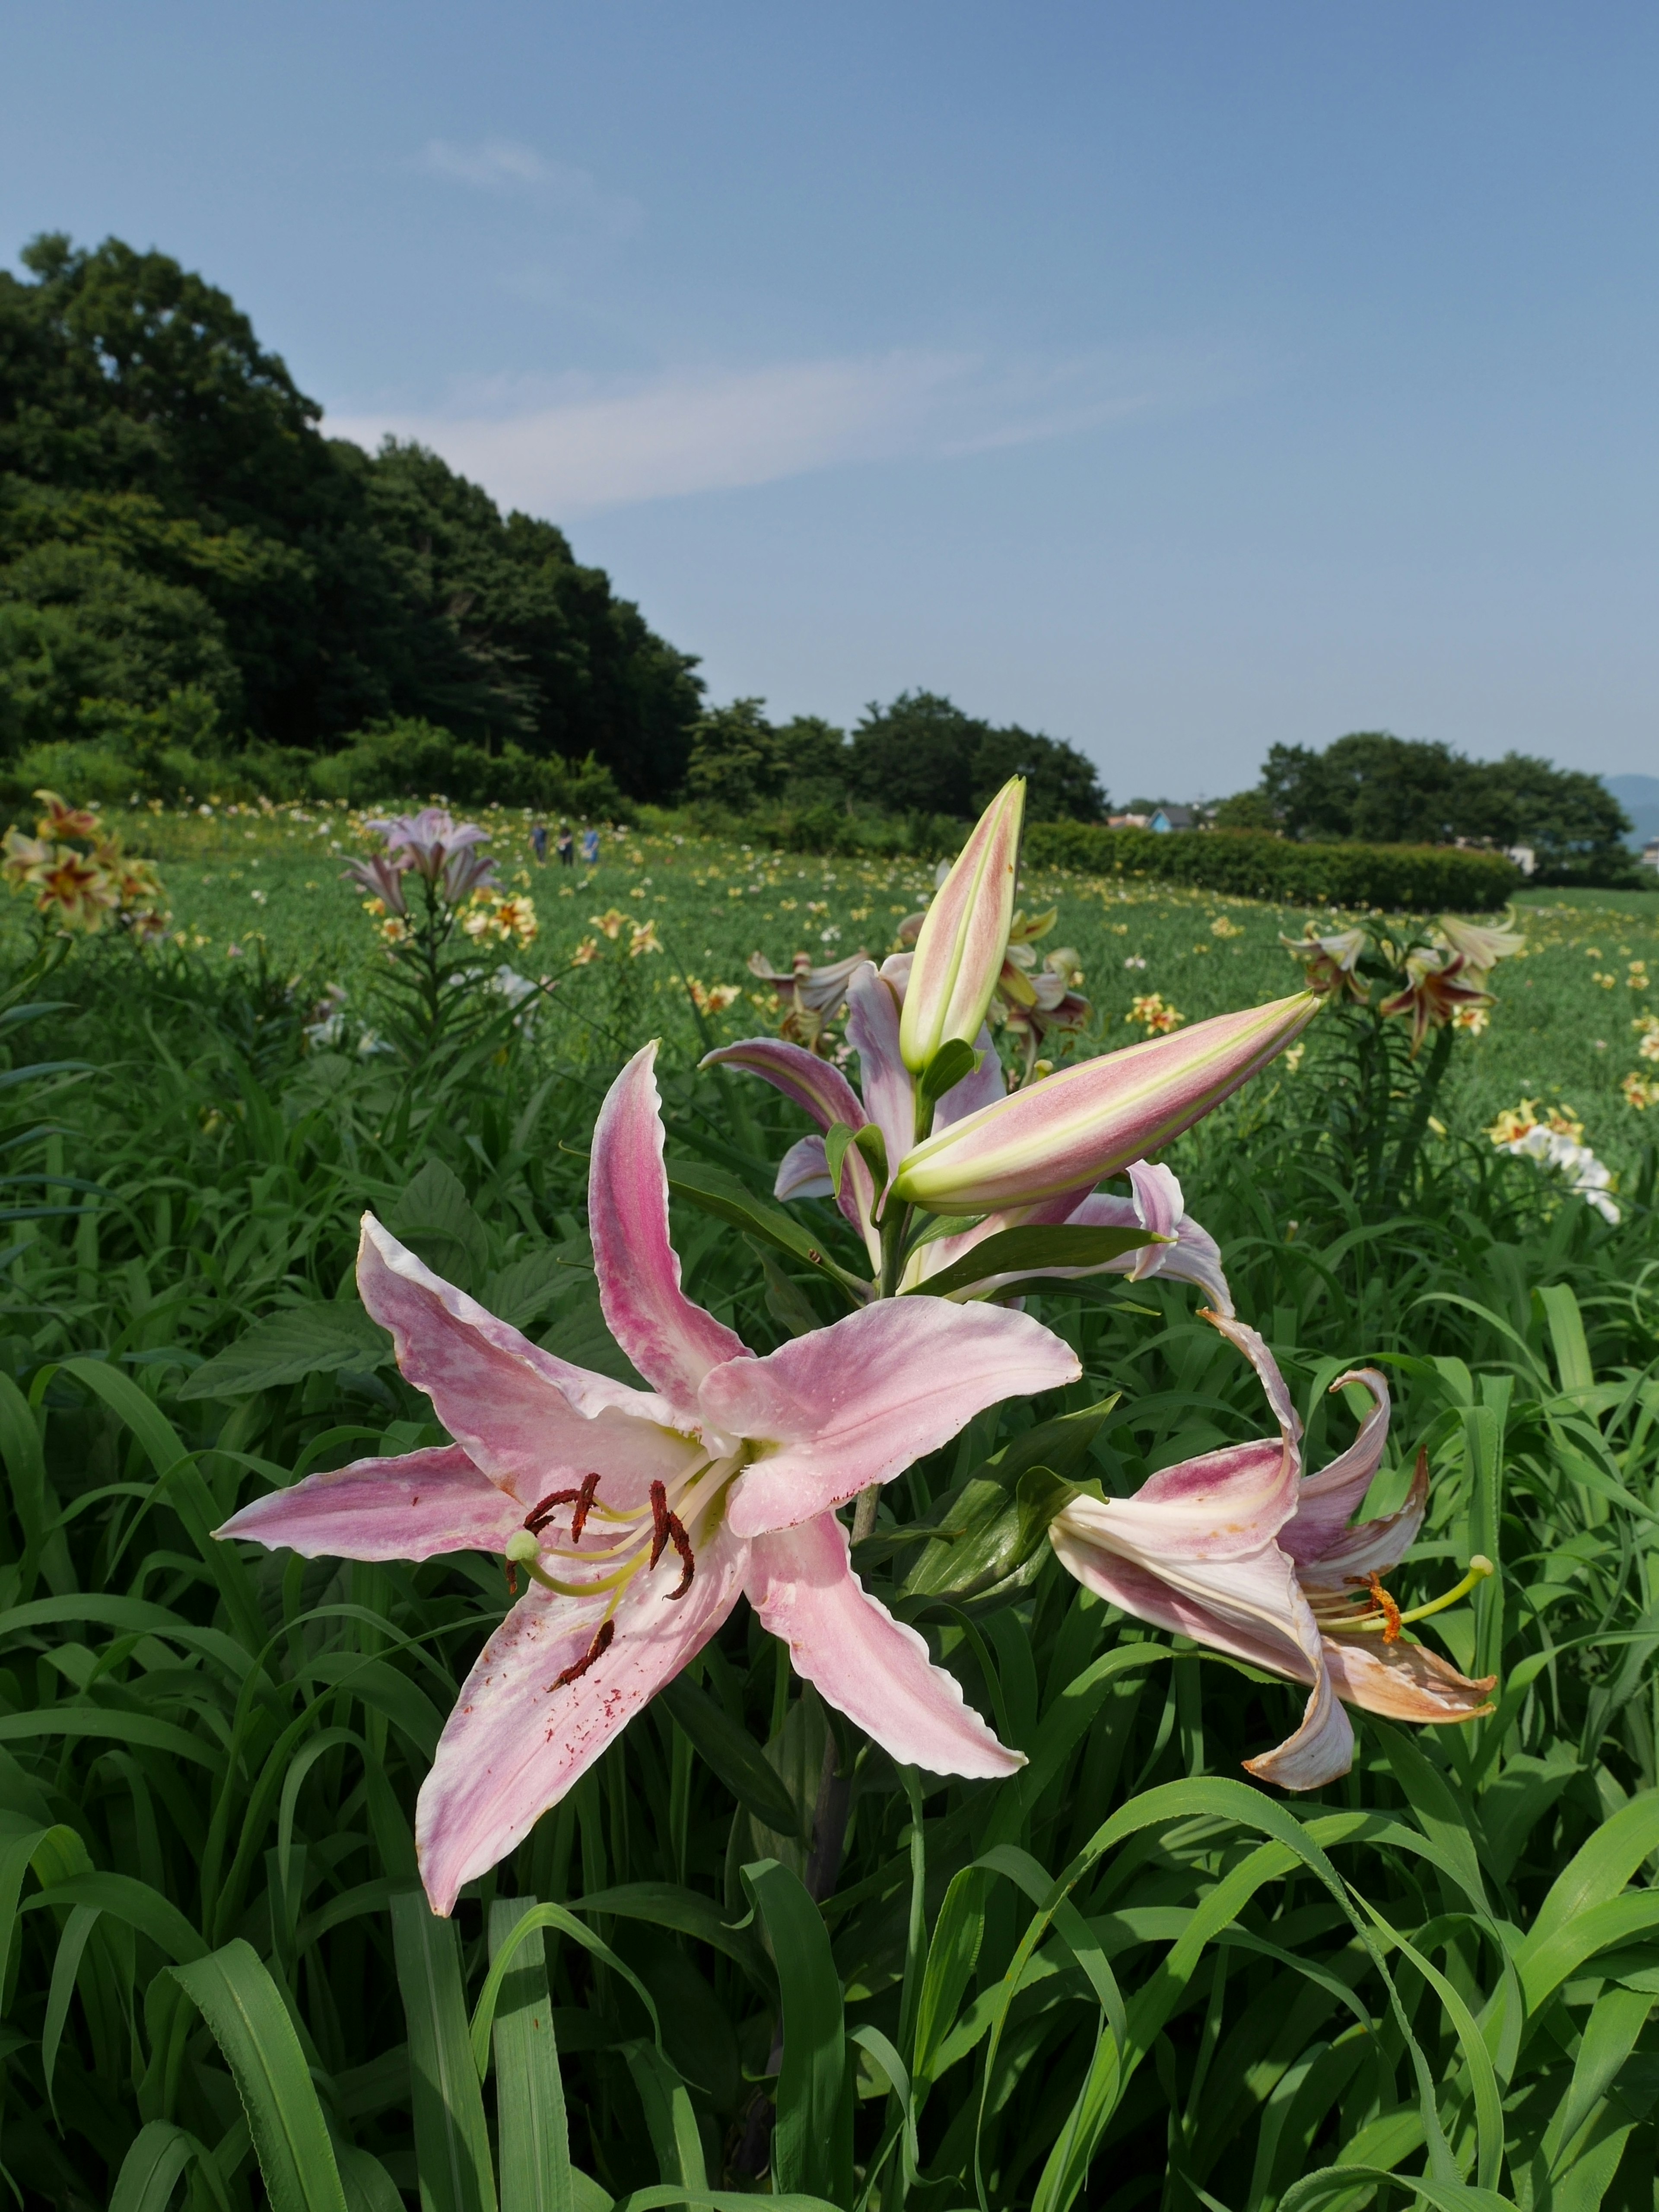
xmin=0 ymin=234 xmax=704 ymax=795
xmin=849 ymin=690 xmax=1103 ymax=820
xmin=685 ymin=697 xmax=784 ymax=810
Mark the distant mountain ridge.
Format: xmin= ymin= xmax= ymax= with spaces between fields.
xmin=1604 ymin=774 xmax=1659 ymax=849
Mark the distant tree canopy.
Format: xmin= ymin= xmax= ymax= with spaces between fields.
xmin=1219 ymin=731 xmax=1633 ymax=880
xmin=0 ymin=233 xmax=704 ymax=797
xmin=684 ymin=689 xmax=1106 ymax=823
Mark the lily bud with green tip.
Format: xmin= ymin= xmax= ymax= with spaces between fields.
xmin=899 ymin=777 xmax=1024 ymax=1075
xmin=890 ymin=990 xmax=1319 ymax=1213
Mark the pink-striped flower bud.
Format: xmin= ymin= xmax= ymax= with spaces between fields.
xmin=899 ymin=778 xmax=1025 ymax=1075
xmin=891 ymin=991 xmax=1319 ymax=1212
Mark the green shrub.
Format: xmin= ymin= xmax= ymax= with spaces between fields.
xmin=1021 ymin=822 xmax=1524 ymax=909
xmin=311 ymin=715 xmax=623 ymax=816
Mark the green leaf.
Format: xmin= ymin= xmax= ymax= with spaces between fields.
xmin=168 ymin=1938 xmax=349 ymax=2212
xmin=109 ymin=2121 xmax=212 ymax=2212
xmin=898 ymin=1465 xmax=1075 ymax=1607
xmin=1279 ymin=2170 xmax=1512 ymax=2212
xmin=391 ymin=1887 xmax=499 ymax=2212
xmin=918 ymin=1038 xmax=983 ymax=1103
xmin=178 ymin=1304 xmax=391 ymax=1399
xmin=663 ymin=1157 xmax=865 ymax=1294
xmin=391 ymin=1158 xmax=491 ymax=1293
xmin=488 ymin=1896 xmax=573 ymax=2212
xmin=903 ymin=1223 xmax=1156 ymax=1301
xmin=540 ymin=1300 xmax=648 ymax=1389
xmin=658 ymin=1673 xmax=809 ymax=1840
xmin=741 ymin=1859 xmax=850 ymax=2207
xmin=619 ymin=2040 xmax=707 ymax=2198
xmin=484 ymin=1243 xmax=587 ymax=1332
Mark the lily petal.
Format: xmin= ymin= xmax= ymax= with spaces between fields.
xmin=1282 ymin=1369 xmax=1393 ymax=1570
xmin=1322 ymin=1634 xmax=1496 ymax=1726
xmin=775 ymin=1134 xmax=835 ymax=1201
xmin=359 ymin=1215 xmax=702 ymax=1509
xmin=1242 ymin=1664 xmax=1354 ymax=1791
xmin=891 ymin=993 xmax=1319 ymax=1212
xmin=1300 ymin=1449 xmax=1429 ymax=1585
xmin=590 ymin=1043 xmax=752 ymax=1412
xmin=747 ymin=1515 xmax=1022 ymax=1777
xmin=216 ymin=1444 xmax=524 ymax=1560
xmin=713 ymin=1297 xmax=1081 ymax=1538
xmin=845 ymin=961 xmax=915 ymax=1173
xmin=700 ymin=1039 xmax=866 ymax=1133
xmin=416 ymin=1522 xmax=749 ymax=1915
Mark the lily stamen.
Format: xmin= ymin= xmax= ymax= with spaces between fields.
xmin=1312 ymin=1554 xmax=1496 ymax=1637
xmin=550 ymin=1618 xmax=614 ymax=1690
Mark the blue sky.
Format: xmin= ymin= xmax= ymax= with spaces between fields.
xmin=5 ymin=3 xmax=1655 ymax=797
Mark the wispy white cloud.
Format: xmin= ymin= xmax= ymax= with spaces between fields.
xmin=324 ymin=345 xmax=1233 ymax=518
xmin=415 ymin=138 xmax=641 ymax=238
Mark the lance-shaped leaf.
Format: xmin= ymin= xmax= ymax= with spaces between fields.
xmin=899 ymin=777 xmax=1024 ymax=1073
xmin=891 ymin=992 xmax=1319 ymax=1212
xmin=905 ymin=1221 xmax=1158 ymax=1301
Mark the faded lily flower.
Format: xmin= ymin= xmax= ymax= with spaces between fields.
xmin=746 ymin=948 xmax=869 ymax=1055
xmin=1049 ymin=1313 xmax=1496 ymax=1789
xmin=1434 ymin=913 xmax=1525 ymax=980
xmin=217 ymin=1043 xmax=1079 ymax=1913
xmin=1281 ymin=925 xmax=1370 ymax=1002
xmin=1377 ymin=948 xmax=1491 ymax=1057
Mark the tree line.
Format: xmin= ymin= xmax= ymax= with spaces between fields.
xmin=1214 ymin=731 xmax=1635 ymax=882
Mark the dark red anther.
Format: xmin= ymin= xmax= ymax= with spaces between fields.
xmin=568 ymin=1471 xmax=601 ymax=1546
xmin=550 ymin=1618 xmax=614 ymax=1690
xmin=648 ymin=1480 xmax=671 ymax=1570
xmin=504 ymin=1558 xmax=518 ymax=1598
xmin=665 ymin=1513 xmax=694 ymax=1601
xmin=524 ymin=1486 xmax=580 ymax=1534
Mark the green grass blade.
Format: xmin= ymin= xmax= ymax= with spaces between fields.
xmin=741 ymin=1858 xmax=850 ymax=2207
xmin=391 ymin=1887 xmax=499 ymax=2212
xmin=168 ymin=1937 xmax=349 ymax=2212
xmin=487 ymin=1895 xmax=573 ymax=2212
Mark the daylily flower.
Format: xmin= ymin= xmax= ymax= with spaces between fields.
xmin=1049 ymin=1313 xmax=1496 ymax=1789
xmin=890 ymin=992 xmax=1319 ymax=1214
xmin=1377 ymin=949 xmax=1490 ymax=1057
xmin=1281 ymin=925 xmax=1370 ymax=1002
xmin=1434 ymin=912 xmax=1524 ymax=980
xmin=708 ymin=960 xmax=1233 ymax=1309
xmin=32 ymin=790 xmax=101 ymax=840
xmin=216 ymin=1042 xmax=1078 ymax=1914
xmin=899 ymin=777 xmax=1023 ymax=1073
xmin=746 ymin=948 xmax=869 ymax=1055
xmin=34 ymin=848 xmax=117 ymax=931
xmin=1 ymin=828 xmax=55 ymax=893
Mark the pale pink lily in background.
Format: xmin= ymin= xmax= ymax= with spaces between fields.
xmin=1049 ymin=1314 xmax=1496 ymax=1789
xmin=890 ymin=991 xmax=1319 ymax=1214
xmin=356 ymin=807 xmax=499 ymax=903
xmin=216 ymin=1042 xmax=1078 ymax=1914
xmin=1433 ymin=912 xmax=1525 ymax=982
xmin=899 ymin=775 xmax=1024 ymax=1073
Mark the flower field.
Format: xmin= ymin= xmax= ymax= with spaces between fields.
xmin=1 ymin=786 xmax=1657 ymax=2211
xmin=30 ymin=798 xmax=1659 ymax=1174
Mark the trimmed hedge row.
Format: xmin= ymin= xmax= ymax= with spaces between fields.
xmin=1020 ymin=823 xmax=1522 ymax=912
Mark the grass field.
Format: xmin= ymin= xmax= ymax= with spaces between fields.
xmin=12 ymin=794 xmax=1659 ymax=1176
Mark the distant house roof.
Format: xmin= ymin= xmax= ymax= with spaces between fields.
xmin=1150 ymin=804 xmax=1195 ymax=832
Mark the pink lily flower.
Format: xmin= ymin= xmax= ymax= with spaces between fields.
xmin=1049 ymin=1314 xmax=1496 ymax=1789
xmin=216 ymin=1042 xmax=1079 ymax=1914
xmin=363 ymin=808 xmax=499 ymax=902
xmin=709 ymin=959 xmax=1233 ymax=1308
xmin=1377 ymin=948 xmax=1491 ymax=1058
xmin=899 ymin=776 xmax=1024 ymax=1073
xmin=342 ymin=851 xmax=412 ymax=917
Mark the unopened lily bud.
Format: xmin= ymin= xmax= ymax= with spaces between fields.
xmin=899 ymin=777 xmax=1025 ymax=1074
xmin=892 ymin=991 xmax=1319 ymax=1213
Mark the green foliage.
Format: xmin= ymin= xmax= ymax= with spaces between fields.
xmin=1245 ymin=732 xmax=1638 ymax=886
xmin=0 ymin=235 xmax=703 ymax=794
xmin=1023 ymin=820 xmax=1523 ymax=910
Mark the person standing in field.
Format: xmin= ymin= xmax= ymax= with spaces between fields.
xmin=581 ymin=825 xmax=600 ymax=866
xmin=556 ymin=821 xmax=575 ymax=867
xmin=531 ymin=821 xmax=548 ymax=864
